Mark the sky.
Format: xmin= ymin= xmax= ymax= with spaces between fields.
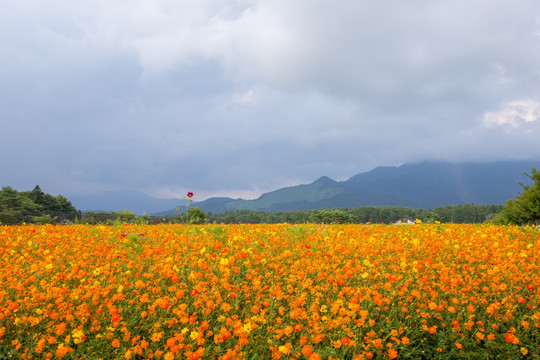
xmin=1 ymin=1 xmax=540 ymax=201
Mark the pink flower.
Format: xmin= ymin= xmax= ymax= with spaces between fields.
xmin=187 ymin=192 xmax=194 ymax=198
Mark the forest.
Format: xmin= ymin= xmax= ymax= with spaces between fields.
xmin=0 ymin=185 xmax=79 ymax=224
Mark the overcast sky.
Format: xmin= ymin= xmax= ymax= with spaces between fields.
xmin=1 ymin=1 xmax=540 ymax=200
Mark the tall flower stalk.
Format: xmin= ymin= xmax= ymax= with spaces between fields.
xmin=176 ymin=192 xmax=194 ymax=224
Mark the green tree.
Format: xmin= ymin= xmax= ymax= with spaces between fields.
xmin=25 ymin=186 xmax=78 ymax=213
xmin=500 ymin=168 xmax=540 ymax=225
xmin=187 ymin=207 xmax=207 ymax=224
xmin=0 ymin=186 xmax=23 ymax=211
xmin=309 ymin=209 xmax=355 ymax=224
xmin=110 ymin=209 xmax=139 ymax=224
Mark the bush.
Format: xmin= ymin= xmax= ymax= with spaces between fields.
xmin=309 ymin=209 xmax=355 ymax=224
xmin=32 ymin=214 xmax=58 ymax=225
xmin=500 ymin=168 xmax=540 ymax=225
xmin=0 ymin=210 xmax=21 ymax=225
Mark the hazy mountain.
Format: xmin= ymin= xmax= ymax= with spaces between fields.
xmin=69 ymin=160 xmax=540 ymax=215
xmin=162 ymin=160 xmax=540 ymax=214
xmin=69 ymin=190 xmax=181 ymax=215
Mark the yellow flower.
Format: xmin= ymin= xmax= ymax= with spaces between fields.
xmin=363 ymin=259 xmax=371 ymax=266
xmin=242 ymin=322 xmax=253 ymax=334
xmin=72 ymin=330 xmax=85 ymax=344
xmin=278 ymin=344 xmax=291 ymax=355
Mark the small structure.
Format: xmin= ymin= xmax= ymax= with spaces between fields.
xmin=393 ymin=216 xmax=415 ymax=225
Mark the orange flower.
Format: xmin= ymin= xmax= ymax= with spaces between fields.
xmin=151 ymin=331 xmax=164 ymax=342
xmin=301 ymin=345 xmax=313 ymax=356
xmin=312 ymin=333 xmax=325 ymax=344
xmin=2 ymin=223 xmax=538 ymax=359
xmin=504 ymin=333 xmax=519 ymax=344
xmin=221 ymin=302 xmax=232 ymax=313
xmin=388 ymin=349 xmax=398 ymax=359
xmin=55 ymin=343 xmax=74 ymax=358
xmin=283 ymin=325 xmax=294 ymax=336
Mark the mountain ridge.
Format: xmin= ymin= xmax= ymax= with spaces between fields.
xmin=166 ymin=160 xmax=540 ymax=214
xmin=70 ymin=160 xmax=540 ymax=214
xmin=69 ymin=190 xmax=181 ymax=215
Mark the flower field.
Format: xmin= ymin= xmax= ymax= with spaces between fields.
xmin=1 ymin=224 xmax=539 ymax=359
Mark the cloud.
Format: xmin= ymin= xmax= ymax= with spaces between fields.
xmin=232 ymin=90 xmax=254 ymax=104
xmin=1 ymin=1 xmax=540 ymax=201
xmin=482 ymin=99 xmax=540 ymax=129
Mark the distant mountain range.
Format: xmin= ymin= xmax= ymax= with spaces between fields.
xmin=69 ymin=190 xmax=181 ymax=215
xmin=70 ymin=161 xmax=540 ymax=215
xmin=158 ymin=160 xmax=540 ymax=214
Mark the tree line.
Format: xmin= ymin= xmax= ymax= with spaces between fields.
xmin=204 ymin=204 xmax=503 ymax=224
xmin=61 ymin=204 xmax=505 ymax=225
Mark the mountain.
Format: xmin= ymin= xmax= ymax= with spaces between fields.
xmin=68 ymin=160 xmax=540 ymax=215
xmin=163 ymin=160 xmax=540 ymax=214
xmin=69 ymin=190 xmax=181 ymax=215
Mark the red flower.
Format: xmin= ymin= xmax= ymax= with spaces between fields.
xmin=187 ymin=192 xmax=194 ymax=198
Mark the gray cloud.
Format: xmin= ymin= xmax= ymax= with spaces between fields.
xmin=1 ymin=0 xmax=540 ymax=200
